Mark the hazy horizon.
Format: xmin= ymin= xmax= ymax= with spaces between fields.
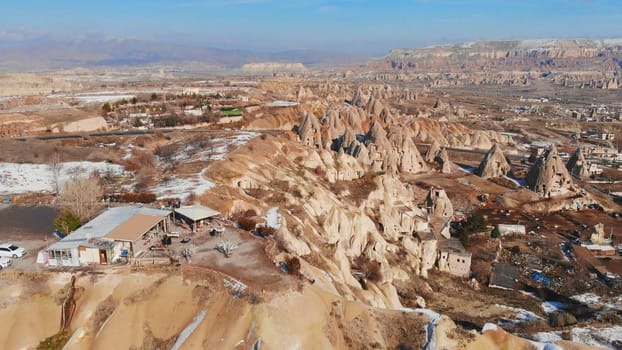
xmin=3 ymin=0 xmax=622 ymax=55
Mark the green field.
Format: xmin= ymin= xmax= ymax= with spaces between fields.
xmin=221 ymin=108 xmax=243 ymax=116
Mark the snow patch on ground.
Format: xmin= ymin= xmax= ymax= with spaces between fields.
xmin=571 ymin=293 xmax=622 ymax=310
xmin=571 ymin=293 xmax=601 ymax=305
xmin=572 ymin=325 xmax=622 ymax=349
xmin=0 ymin=161 xmax=126 ymax=195
xmin=541 ymin=301 xmax=567 ymax=314
xmin=527 ymin=325 xmax=622 ymax=349
xmin=164 ymin=132 xmax=258 ymax=163
xmin=458 ymin=164 xmax=476 ymax=173
xmin=74 ymin=95 xmax=136 ymax=104
xmin=504 ymin=175 xmax=525 ymax=187
xmin=265 ymin=207 xmax=281 ymax=229
xmin=496 ymin=304 xmax=543 ymax=321
xmin=495 ymin=304 xmax=544 ymax=329
xmin=170 ymin=309 xmax=207 ymax=350
xmin=264 ymin=100 xmax=299 ymax=107
xmin=529 ymin=341 xmax=563 ymax=350
xmin=396 ymin=308 xmax=442 ymax=350
xmin=482 ymin=323 xmax=498 ymax=332
xmin=150 ymin=168 xmax=214 ymax=201
xmin=529 ymin=331 xmax=563 ymax=343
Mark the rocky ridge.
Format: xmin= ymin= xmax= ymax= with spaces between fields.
xmin=525 ymin=145 xmax=576 ymax=197
xmin=475 ymin=144 xmax=511 ymax=179
xmin=566 ymin=147 xmax=591 ymax=179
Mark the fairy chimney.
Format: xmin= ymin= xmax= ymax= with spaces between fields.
xmin=475 ymin=144 xmax=511 ymax=178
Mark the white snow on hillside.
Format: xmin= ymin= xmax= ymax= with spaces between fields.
xmin=0 ymin=161 xmax=126 ymax=195
xmin=73 ymin=95 xmax=137 ymax=104
xmin=541 ymin=301 xmax=567 ymax=314
xmin=150 ymin=168 xmax=214 ymax=201
xmin=571 ymin=293 xmax=622 ymax=310
xmin=265 ymin=207 xmax=281 ymax=229
xmin=530 ymin=326 xmax=622 ymax=349
xmin=264 ymin=100 xmax=299 ymax=107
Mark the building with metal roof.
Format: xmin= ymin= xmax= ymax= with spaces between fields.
xmin=489 ymin=263 xmax=520 ymax=290
xmin=37 ymin=206 xmax=171 ymax=267
xmin=174 ymin=205 xmax=220 ymax=232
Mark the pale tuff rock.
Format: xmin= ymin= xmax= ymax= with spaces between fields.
xmin=425 ymin=140 xmax=442 ymax=163
xmin=525 ymin=145 xmax=575 ymax=197
xmin=475 ymin=144 xmax=511 ymax=178
xmin=437 ymin=147 xmax=451 ymax=173
xmin=298 ymin=111 xmax=323 ymax=148
xmin=366 ymin=97 xmax=387 ymax=117
xmin=334 ymin=153 xmax=365 ymax=182
xmin=433 ymin=97 xmax=447 ymax=109
xmin=324 ymin=104 xmax=367 ymax=140
xmin=275 ymin=217 xmax=312 ymax=256
xmin=566 ymin=147 xmax=590 ymax=179
xmin=296 ymin=85 xmax=314 ymax=101
xmin=352 ymin=87 xmax=367 ymax=107
xmin=418 ymin=231 xmax=439 ymax=278
xmin=378 ymin=106 xmax=394 ymax=124
xmin=425 ymin=187 xmax=454 ymax=220
xmin=590 ymin=223 xmax=607 ymax=245
xmin=370 ymin=176 xmax=428 ymax=241
xmin=386 ymin=125 xmax=428 ymax=174
xmin=424 ymin=140 xmax=451 ymax=173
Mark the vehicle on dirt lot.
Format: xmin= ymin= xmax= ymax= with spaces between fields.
xmin=0 ymin=257 xmax=11 ymax=269
xmin=0 ymin=243 xmax=26 ymax=258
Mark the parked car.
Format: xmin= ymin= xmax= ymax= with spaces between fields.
xmin=0 ymin=243 xmax=26 ymax=258
xmin=0 ymin=257 xmax=11 ymax=269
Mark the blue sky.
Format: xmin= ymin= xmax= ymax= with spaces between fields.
xmin=1 ymin=0 xmax=621 ymax=53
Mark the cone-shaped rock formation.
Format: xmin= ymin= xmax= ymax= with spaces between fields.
xmin=475 ymin=144 xmax=511 ymax=178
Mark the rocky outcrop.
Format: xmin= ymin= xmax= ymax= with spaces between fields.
xmin=525 ymin=146 xmax=575 ymax=197
xmin=566 ymin=147 xmax=590 ymax=179
xmin=296 ymin=85 xmax=314 ymax=101
xmin=424 ymin=141 xmax=451 ymax=173
xmin=425 ymin=187 xmax=454 ymax=220
xmin=424 ymin=140 xmax=442 ymax=163
xmin=377 ymin=39 xmax=622 ymax=73
xmin=475 ymin=144 xmax=511 ymax=178
xmin=437 ymin=147 xmax=451 ymax=173
xmin=298 ymin=111 xmax=323 ymax=148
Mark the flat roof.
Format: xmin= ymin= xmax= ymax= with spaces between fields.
xmin=438 ymin=239 xmax=471 ymax=257
xmin=175 ymin=205 xmax=220 ymax=222
xmin=490 ymin=264 xmax=519 ymax=290
xmin=48 ymin=206 xmax=171 ymax=250
xmin=104 ymin=213 xmax=164 ymax=242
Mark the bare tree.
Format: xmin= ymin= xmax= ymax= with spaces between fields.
xmin=59 ymin=175 xmax=104 ymax=221
xmin=49 ymin=150 xmax=62 ymax=195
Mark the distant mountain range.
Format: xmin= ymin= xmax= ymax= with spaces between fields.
xmin=374 ymin=38 xmax=622 ymax=72
xmin=3 ymin=37 xmax=622 ymax=73
xmin=0 ymin=37 xmax=370 ymax=72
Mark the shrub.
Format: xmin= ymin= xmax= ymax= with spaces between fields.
xmin=471 ymin=260 xmax=492 ymax=285
xmin=354 ymin=255 xmax=383 ymax=282
xmin=54 ymin=210 xmax=82 ymax=235
xmin=463 ymin=213 xmax=488 ymax=235
xmin=549 ymin=311 xmax=577 ymax=327
xmin=121 ymin=192 xmax=157 ymax=203
xmin=237 ymin=216 xmax=257 ymax=231
xmin=285 ymin=256 xmax=301 ymax=275
xmin=256 ymin=225 xmax=276 ymax=237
